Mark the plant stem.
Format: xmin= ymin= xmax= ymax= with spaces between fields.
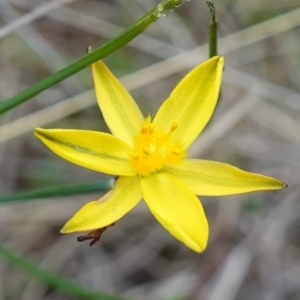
xmin=0 ymin=0 xmax=191 ymax=114
xmin=0 ymin=179 xmax=114 ymax=203
xmin=0 ymin=244 xmax=130 ymax=300
xmin=206 ymin=0 xmax=218 ymax=57
xmin=0 ymin=0 xmax=192 ymax=114
xmin=0 ymin=8 xmax=156 ymax=114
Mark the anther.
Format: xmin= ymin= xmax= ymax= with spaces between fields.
xmin=141 ymin=125 xmax=147 ymax=134
xmin=143 ymin=146 xmax=150 ymax=155
xmin=172 ymin=148 xmax=181 ymax=155
xmin=148 ymin=124 xmax=154 ymax=134
xmin=170 ymin=122 xmax=178 ymax=132
xmin=133 ymin=154 xmax=140 ymax=160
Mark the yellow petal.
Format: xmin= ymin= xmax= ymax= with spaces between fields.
xmin=141 ymin=172 xmax=208 ymax=253
xmin=153 ymin=56 xmax=224 ymax=149
xmin=35 ymin=128 xmax=135 ymax=176
xmin=61 ymin=176 xmax=142 ymax=233
xmin=167 ymin=159 xmax=287 ymax=196
xmin=91 ymin=60 xmax=144 ymax=146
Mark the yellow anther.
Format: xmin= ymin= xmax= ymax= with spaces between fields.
xmin=170 ymin=122 xmax=178 ymax=132
xmin=143 ymin=146 xmax=150 ymax=155
xmin=133 ymin=154 xmax=140 ymax=160
xmin=133 ymin=118 xmax=185 ymax=175
xmin=141 ymin=125 xmax=147 ymax=134
xmin=148 ymin=124 xmax=154 ymax=134
xmin=172 ymin=148 xmax=181 ymax=155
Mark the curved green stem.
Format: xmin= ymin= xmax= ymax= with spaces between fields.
xmin=0 ymin=179 xmax=113 ymax=203
xmin=0 ymin=8 xmax=157 ymax=114
xmin=0 ymin=244 xmax=130 ymax=300
xmin=0 ymin=0 xmax=191 ymax=115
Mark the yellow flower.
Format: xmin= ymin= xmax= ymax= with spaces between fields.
xmin=35 ymin=56 xmax=286 ymax=252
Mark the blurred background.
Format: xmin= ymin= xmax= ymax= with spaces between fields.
xmin=0 ymin=0 xmax=299 ymax=299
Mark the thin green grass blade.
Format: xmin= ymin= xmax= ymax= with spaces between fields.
xmin=0 ymin=179 xmax=113 ymax=203
xmin=0 ymin=7 xmax=157 ymax=114
xmin=0 ymin=0 xmax=191 ymax=114
xmin=0 ymin=244 xmax=130 ymax=300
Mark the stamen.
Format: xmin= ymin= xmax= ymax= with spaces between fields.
xmin=133 ymin=154 xmax=140 ymax=160
xmin=148 ymin=124 xmax=154 ymax=134
xmin=132 ymin=118 xmax=185 ymax=175
xmin=141 ymin=125 xmax=147 ymax=134
xmin=170 ymin=122 xmax=178 ymax=132
xmin=172 ymin=148 xmax=181 ymax=155
xmin=143 ymin=146 xmax=150 ymax=155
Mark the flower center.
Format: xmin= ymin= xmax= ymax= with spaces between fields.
xmin=130 ymin=117 xmax=186 ymax=176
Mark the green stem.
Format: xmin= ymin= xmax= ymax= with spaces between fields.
xmin=0 ymin=0 xmax=191 ymax=114
xmin=206 ymin=0 xmax=218 ymax=57
xmin=0 ymin=244 xmax=130 ymax=300
xmin=0 ymin=179 xmax=113 ymax=203
xmin=0 ymin=9 xmax=156 ymax=114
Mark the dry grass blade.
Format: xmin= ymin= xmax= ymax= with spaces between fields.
xmin=0 ymin=0 xmax=79 ymax=39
